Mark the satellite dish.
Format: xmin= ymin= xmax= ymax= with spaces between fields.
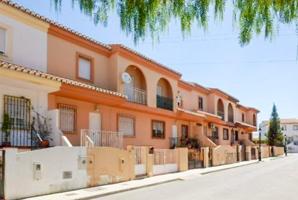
xmin=121 ymin=72 xmax=132 ymax=84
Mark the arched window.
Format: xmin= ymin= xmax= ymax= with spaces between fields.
xmin=156 ymin=78 xmax=173 ymax=111
xmin=124 ymin=65 xmax=147 ymax=105
xmin=228 ymin=103 xmax=234 ymax=123
xmin=217 ymin=99 xmax=225 ymax=120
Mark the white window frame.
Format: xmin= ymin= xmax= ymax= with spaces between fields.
xmin=118 ymin=115 xmax=135 ymax=137
xmin=0 ymin=27 xmax=6 ymax=55
xmin=58 ymin=104 xmax=76 ymax=133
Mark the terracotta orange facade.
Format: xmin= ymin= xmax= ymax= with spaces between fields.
xmin=46 ymin=24 xmax=259 ymax=149
xmin=0 ymin=1 xmax=259 ymax=149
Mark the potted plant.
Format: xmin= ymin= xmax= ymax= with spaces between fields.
xmin=1 ymin=113 xmax=11 ymax=147
xmin=34 ymin=112 xmax=52 ymax=148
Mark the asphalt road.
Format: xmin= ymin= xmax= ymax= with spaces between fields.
xmin=93 ymin=154 xmax=298 ymax=200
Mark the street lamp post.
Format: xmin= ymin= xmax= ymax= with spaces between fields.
xmin=284 ymin=134 xmax=288 ymax=156
xmin=258 ymin=128 xmax=262 ymax=161
xmin=281 ymin=127 xmax=287 ymax=157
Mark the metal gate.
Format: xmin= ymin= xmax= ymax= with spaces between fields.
xmin=2 ymin=95 xmax=31 ymax=147
xmin=251 ymin=147 xmax=256 ymax=160
xmin=0 ymin=150 xmax=5 ymax=199
xmin=188 ymin=149 xmax=203 ymax=169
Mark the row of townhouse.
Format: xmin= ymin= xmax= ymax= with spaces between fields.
xmin=0 ymin=0 xmax=259 ymax=150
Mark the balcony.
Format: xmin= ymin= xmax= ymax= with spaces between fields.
xmin=124 ymin=86 xmax=147 ymax=105
xmin=157 ymin=95 xmax=173 ymax=111
xmin=217 ymin=111 xmax=225 ymax=120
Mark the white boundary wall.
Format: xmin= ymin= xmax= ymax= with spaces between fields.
xmin=4 ymin=147 xmax=88 ymax=200
xmin=135 ymin=164 xmax=146 ymax=176
xmin=153 ymin=164 xmax=178 ymax=175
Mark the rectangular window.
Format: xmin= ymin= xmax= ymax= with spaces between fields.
xmin=152 ymin=120 xmax=165 ymax=139
xmin=77 ymin=54 xmax=93 ymax=81
xmin=0 ymin=27 xmax=6 ymax=54
xmin=212 ymin=127 xmax=219 ymax=139
xmin=181 ymin=125 xmax=189 ymax=139
xmin=293 ymin=125 xmax=298 ymax=131
xmin=58 ymin=104 xmax=76 ymax=133
xmin=242 ymin=113 xmax=245 ymax=122
xmin=3 ymin=95 xmax=31 ymax=130
xmin=198 ymin=97 xmax=203 ymax=110
xmin=249 ymin=133 xmax=253 ymax=141
xmin=118 ymin=115 xmax=135 ymax=137
xmin=235 ymin=131 xmax=239 ymax=141
xmin=223 ymin=128 xmax=229 ymax=140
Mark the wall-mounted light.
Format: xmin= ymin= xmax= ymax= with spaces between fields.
xmin=95 ymin=104 xmax=100 ymax=112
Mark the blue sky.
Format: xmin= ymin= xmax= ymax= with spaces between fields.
xmin=15 ymin=0 xmax=298 ymax=123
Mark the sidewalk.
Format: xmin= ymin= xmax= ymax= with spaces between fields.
xmin=25 ymin=157 xmax=283 ymax=200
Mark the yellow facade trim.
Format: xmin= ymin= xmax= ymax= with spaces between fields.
xmin=0 ymin=3 xmax=49 ymax=32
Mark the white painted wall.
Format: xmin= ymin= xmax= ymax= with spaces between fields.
xmin=153 ymin=164 xmax=178 ymax=175
xmin=4 ymin=147 xmax=88 ymax=200
xmin=0 ymin=13 xmax=47 ymax=71
xmin=135 ymin=164 xmax=146 ymax=176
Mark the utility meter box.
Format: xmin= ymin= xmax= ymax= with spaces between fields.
xmin=33 ymin=162 xmax=42 ymax=180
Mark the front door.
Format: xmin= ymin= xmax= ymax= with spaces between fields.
xmin=89 ymin=112 xmax=101 ymax=131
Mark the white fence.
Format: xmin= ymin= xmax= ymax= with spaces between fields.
xmin=153 ymin=149 xmax=178 ymax=175
xmin=133 ymin=146 xmax=147 ymax=176
xmin=80 ymin=129 xmax=123 ymax=149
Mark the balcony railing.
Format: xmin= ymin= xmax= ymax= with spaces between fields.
xmin=217 ymin=111 xmax=225 ymax=120
xmin=169 ymin=137 xmax=200 ymax=149
xmin=80 ymin=129 xmax=123 ymax=149
xmin=157 ymin=95 xmax=173 ymax=111
xmin=124 ymin=86 xmax=147 ymax=105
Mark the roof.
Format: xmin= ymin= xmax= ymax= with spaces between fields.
xmin=235 ymin=121 xmax=257 ymax=129
xmin=261 ymin=119 xmax=298 ymax=125
xmin=111 ymin=44 xmax=182 ymax=78
xmin=237 ymin=104 xmax=260 ymax=113
xmin=1 ymin=0 xmax=111 ymax=50
xmin=209 ymin=88 xmax=239 ymax=102
xmin=178 ymin=80 xmax=210 ymax=94
xmin=1 ymin=0 xmax=181 ymax=78
xmin=0 ymin=60 xmax=125 ymax=98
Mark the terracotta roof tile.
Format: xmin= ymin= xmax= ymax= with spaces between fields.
xmin=1 ymin=0 xmax=111 ymax=50
xmin=111 ymin=44 xmax=182 ymax=77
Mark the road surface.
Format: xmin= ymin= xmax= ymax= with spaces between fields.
xmin=93 ymin=154 xmax=298 ymax=200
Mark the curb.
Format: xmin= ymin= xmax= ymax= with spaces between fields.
xmin=80 ymin=179 xmax=182 ymax=200
xmin=81 ymin=161 xmax=260 ymax=199
xmin=30 ymin=157 xmax=285 ymax=200
xmin=200 ymin=161 xmax=259 ymax=175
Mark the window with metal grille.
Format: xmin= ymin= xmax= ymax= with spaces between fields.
xmin=212 ymin=127 xmax=219 ymax=139
xmin=181 ymin=125 xmax=188 ymax=139
xmin=198 ymin=97 xmax=203 ymax=110
xmin=223 ymin=128 xmax=229 ymax=140
xmin=58 ymin=104 xmax=76 ymax=133
xmin=3 ymin=95 xmax=31 ymax=130
xmin=152 ymin=120 xmax=165 ymax=139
